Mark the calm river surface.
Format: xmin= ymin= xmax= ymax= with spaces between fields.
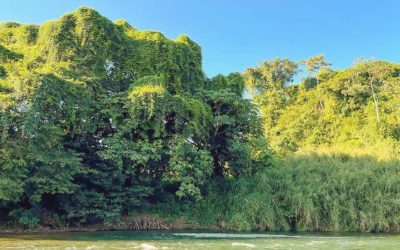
xmin=1 ymin=231 xmax=400 ymax=249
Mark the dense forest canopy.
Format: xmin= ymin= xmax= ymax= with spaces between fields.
xmin=0 ymin=7 xmax=268 ymax=227
xmin=0 ymin=8 xmax=399 ymax=232
xmin=244 ymin=56 xmax=400 ymax=155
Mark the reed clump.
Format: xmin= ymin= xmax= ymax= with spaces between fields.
xmin=193 ymin=147 xmax=400 ymax=232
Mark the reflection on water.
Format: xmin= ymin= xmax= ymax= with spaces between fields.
xmin=0 ymin=231 xmax=399 ymax=249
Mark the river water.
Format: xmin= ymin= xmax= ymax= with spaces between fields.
xmin=1 ymin=231 xmax=399 ymax=249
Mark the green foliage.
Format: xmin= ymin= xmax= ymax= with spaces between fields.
xmin=193 ymin=149 xmax=400 ymax=232
xmin=0 ymin=66 xmax=6 ymax=78
xmin=206 ymin=72 xmax=245 ymax=95
xmin=3 ymin=7 xmax=398 ymax=233
xmin=165 ymin=136 xmax=213 ymax=200
xmin=9 ymin=208 xmax=40 ymax=228
xmin=0 ymin=44 xmax=23 ymax=62
xmin=244 ymin=58 xmax=298 ymax=131
xmin=302 ymin=54 xmax=331 ymax=74
xmin=201 ymin=75 xmax=267 ymax=178
xmin=0 ymin=8 xmax=269 ymax=227
xmin=246 ymin=58 xmax=400 ymax=154
xmin=192 ymin=57 xmax=400 ymax=233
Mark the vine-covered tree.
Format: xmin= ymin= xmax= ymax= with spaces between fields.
xmin=0 ymin=7 xmax=270 ymax=227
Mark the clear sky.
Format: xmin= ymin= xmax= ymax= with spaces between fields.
xmin=1 ymin=0 xmax=399 ymax=77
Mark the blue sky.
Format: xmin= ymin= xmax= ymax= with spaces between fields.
xmin=1 ymin=0 xmax=399 ymax=77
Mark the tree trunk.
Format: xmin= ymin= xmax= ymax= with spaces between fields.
xmin=370 ymin=80 xmax=380 ymax=124
xmin=316 ymin=76 xmax=324 ymax=110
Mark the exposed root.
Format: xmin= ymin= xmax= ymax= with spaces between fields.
xmin=130 ymin=216 xmax=169 ymax=230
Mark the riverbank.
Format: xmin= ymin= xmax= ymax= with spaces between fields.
xmin=3 ymin=149 xmax=400 ymax=234
xmin=0 ymin=215 xmax=219 ymax=234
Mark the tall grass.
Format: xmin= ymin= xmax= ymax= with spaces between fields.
xmin=192 ymin=147 xmax=400 ymax=232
